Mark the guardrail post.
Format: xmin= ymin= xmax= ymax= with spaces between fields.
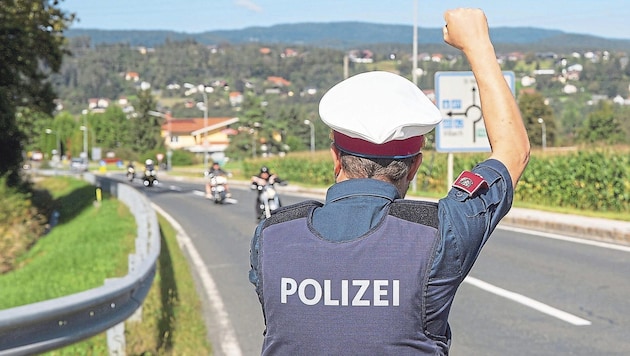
xmin=126 ymin=254 xmax=143 ymax=323
xmin=136 ymin=236 xmax=148 ymax=260
xmin=105 ymin=278 xmax=126 ymax=356
xmin=106 ymin=322 xmax=126 ymax=356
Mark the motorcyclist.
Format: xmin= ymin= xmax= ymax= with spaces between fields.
xmin=251 ymin=166 xmax=283 ymax=188
xmin=144 ymin=159 xmax=155 ymax=171
xmin=251 ymin=166 xmax=285 ymax=218
xmin=142 ymin=158 xmax=158 ymax=186
xmin=205 ymin=162 xmax=231 ymax=198
xmin=126 ymin=161 xmax=135 ymax=180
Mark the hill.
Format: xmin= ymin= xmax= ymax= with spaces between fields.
xmin=66 ymin=22 xmax=630 ymax=52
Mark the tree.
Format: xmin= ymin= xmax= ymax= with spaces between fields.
xmin=557 ymin=98 xmax=585 ymax=145
xmin=0 ymin=0 xmax=74 ymax=185
xmin=517 ymin=91 xmax=556 ymax=147
xmin=614 ymin=105 xmax=630 ymax=143
xmin=89 ymin=106 xmax=131 ymax=153
xmin=225 ymin=94 xmax=268 ymax=160
xmin=130 ymin=89 xmax=162 ymax=153
xmin=578 ymin=101 xmax=625 ymax=144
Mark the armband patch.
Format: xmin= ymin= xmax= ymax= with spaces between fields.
xmin=452 ymin=171 xmax=488 ymax=196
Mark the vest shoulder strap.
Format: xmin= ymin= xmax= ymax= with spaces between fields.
xmin=262 ymin=200 xmax=323 ymax=229
xmin=262 ymin=199 xmax=437 ymax=229
xmin=388 ymin=199 xmax=439 ymax=229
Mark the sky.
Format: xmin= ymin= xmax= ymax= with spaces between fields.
xmin=61 ymin=0 xmax=630 ymax=40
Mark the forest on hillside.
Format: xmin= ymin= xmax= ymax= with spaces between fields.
xmin=46 ymin=34 xmax=630 ymax=158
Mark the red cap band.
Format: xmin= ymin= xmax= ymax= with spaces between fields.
xmin=333 ymin=131 xmax=424 ymax=158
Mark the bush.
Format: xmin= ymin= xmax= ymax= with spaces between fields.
xmin=168 ymin=149 xmax=197 ymax=166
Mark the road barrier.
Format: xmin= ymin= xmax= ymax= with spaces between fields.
xmin=0 ymin=173 xmax=160 ymax=355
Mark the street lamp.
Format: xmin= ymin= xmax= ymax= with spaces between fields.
xmin=184 ymin=83 xmax=213 ymax=167
xmin=80 ymin=126 xmax=88 ymax=160
xmin=303 ymin=119 xmax=315 ymax=153
xmin=45 ymin=128 xmax=60 ymax=174
xmin=537 ymin=117 xmax=547 ymax=151
xmin=412 ymin=0 xmax=418 ymax=86
xmin=45 ymin=128 xmax=61 ymax=158
xmin=81 ymin=109 xmax=89 ymax=160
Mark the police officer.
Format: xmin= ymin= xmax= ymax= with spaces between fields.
xmin=249 ymin=8 xmax=530 ymax=355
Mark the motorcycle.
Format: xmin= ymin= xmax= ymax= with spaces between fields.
xmin=206 ymin=172 xmax=229 ymax=204
xmin=126 ymin=166 xmax=135 ymax=182
xmin=143 ymin=168 xmax=158 ymax=187
xmin=253 ymin=180 xmax=287 ymax=220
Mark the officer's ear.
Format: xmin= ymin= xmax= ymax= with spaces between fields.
xmin=406 ymin=152 xmax=423 ymax=182
xmin=330 ymin=145 xmax=342 ymax=180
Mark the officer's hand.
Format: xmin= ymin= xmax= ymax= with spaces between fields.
xmin=443 ymin=8 xmax=491 ymax=53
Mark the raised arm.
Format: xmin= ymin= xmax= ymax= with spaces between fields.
xmin=443 ymin=8 xmax=530 ymax=187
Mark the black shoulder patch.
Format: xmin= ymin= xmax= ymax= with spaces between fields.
xmin=388 ymin=200 xmax=439 ymax=229
xmin=263 ymin=200 xmax=323 ymax=229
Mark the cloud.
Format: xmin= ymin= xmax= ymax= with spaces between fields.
xmin=235 ymin=0 xmax=262 ymax=13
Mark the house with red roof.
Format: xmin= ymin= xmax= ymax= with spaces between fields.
xmin=161 ymin=116 xmax=239 ymax=161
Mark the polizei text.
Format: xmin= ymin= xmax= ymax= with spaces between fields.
xmin=280 ymin=277 xmax=400 ymax=306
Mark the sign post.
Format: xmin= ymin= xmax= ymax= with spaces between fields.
xmin=434 ymin=71 xmax=515 ymax=188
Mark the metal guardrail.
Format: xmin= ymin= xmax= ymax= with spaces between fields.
xmin=0 ymin=173 xmax=160 ymax=355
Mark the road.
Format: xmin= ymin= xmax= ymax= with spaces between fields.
xmin=122 ymin=173 xmax=630 ymax=356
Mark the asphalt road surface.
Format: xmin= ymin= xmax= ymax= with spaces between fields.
xmin=119 ymin=173 xmax=630 ymax=356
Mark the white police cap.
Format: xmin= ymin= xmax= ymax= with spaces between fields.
xmin=319 ymin=71 xmax=442 ymax=158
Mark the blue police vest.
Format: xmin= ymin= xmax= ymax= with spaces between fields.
xmin=257 ymin=200 xmax=447 ymax=355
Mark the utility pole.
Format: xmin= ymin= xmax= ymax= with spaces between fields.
xmin=538 ymin=117 xmax=547 ymax=150
xmin=80 ymin=110 xmax=89 ymax=162
xmin=185 ymin=83 xmax=213 ymax=167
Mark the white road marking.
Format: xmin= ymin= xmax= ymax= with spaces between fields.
xmin=464 ymin=276 xmax=592 ymax=326
xmin=152 ymin=204 xmax=243 ymax=356
xmin=499 ymin=225 xmax=630 ymax=253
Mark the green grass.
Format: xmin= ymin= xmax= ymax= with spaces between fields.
xmin=0 ymin=183 xmax=136 ymax=308
xmin=45 ymin=215 xmax=212 ymax=355
xmin=123 ymin=215 xmax=212 ymax=355
xmin=33 ymin=175 xmax=90 ymax=199
xmin=0 ymin=176 xmax=211 ymax=355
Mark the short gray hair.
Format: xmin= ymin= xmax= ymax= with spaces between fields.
xmin=339 ymin=152 xmax=418 ymax=196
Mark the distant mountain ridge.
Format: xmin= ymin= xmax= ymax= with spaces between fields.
xmin=65 ymin=22 xmax=630 ymax=52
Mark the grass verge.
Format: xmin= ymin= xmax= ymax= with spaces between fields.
xmin=123 ymin=214 xmax=212 ymax=355
xmin=0 ymin=176 xmax=211 ymax=355
xmin=43 ymin=214 xmax=211 ymax=355
xmin=0 ymin=178 xmax=135 ymax=308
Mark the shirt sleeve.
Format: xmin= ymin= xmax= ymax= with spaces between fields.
xmin=434 ymin=158 xmax=514 ymax=279
xmin=249 ymin=222 xmax=264 ymax=290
